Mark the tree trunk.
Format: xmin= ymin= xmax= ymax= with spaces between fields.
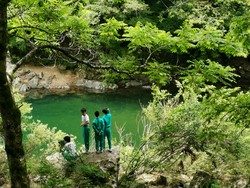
xmin=0 ymin=0 xmax=30 ymax=187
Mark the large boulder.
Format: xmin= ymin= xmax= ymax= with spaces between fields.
xmin=136 ymin=173 xmax=168 ymax=187
xmin=45 ymin=146 xmax=120 ymax=187
xmin=76 ymin=79 xmax=118 ymax=90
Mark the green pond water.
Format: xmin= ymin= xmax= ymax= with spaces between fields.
xmin=25 ymin=88 xmax=152 ymax=148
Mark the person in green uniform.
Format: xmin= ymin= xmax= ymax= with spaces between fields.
xmin=80 ymin=108 xmax=90 ymax=153
xmin=92 ymin=111 xmax=104 ymax=153
xmin=61 ymin=136 xmax=76 ymax=162
xmin=102 ymin=108 xmax=112 ymax=152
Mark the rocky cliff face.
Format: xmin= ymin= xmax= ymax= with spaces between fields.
xmin=9 ymin=57 xmax=249 ymax=93
xmin=10 ymin=64 xmax=117 ymax=92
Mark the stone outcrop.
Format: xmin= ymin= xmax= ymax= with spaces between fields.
xmin=136 ymin=173 xmax=168 ymax=187
xmin=84 ymin=146 xmax=120 ymax=186
xmin=11 ymin=65 xmax=118 ymax=92
xmin=76 ymin=79 xmax=117 ymax=90
xmin=45 ymin=146 xmax=120 ymax=187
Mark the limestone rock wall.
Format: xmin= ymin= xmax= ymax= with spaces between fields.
xmin=11 ymin=65 xmax=117 ymax=92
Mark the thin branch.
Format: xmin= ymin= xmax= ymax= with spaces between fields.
xmin=160 ymin=0 xmax=168 ymax=8
xmin=45 ymin=45 xmax=134 ymax=77
xmin=11 ymin=46 xmax=39 ymax=75
xmin=8 ymin=25 xmax=51 ymax=34
xmin=10 ymin=44 xmax=133 ymax=78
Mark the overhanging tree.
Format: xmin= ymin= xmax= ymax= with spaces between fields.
xmin=6 ymin=0 xmax=250 ymax=87
xmin=0 ymin=0 xmax=30 ymax=187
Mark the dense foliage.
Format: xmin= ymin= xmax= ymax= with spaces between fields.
xmin=1 ymin=0 xmax=250 ymax=186
xmin=121 ymin=63 xmax=250 ymax=186
xmin=7 ymin=0 xmax=250 ymax=86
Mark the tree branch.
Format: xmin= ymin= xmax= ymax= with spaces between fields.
xmin=11 ymin=46 xmax=39 ymax=75
xmin=11 ymin=44 xmax=132 ymax=78
xmin=8 ymin=25 xmax=51 ymax=34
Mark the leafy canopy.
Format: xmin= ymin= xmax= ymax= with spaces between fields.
xmin=7 ymin=0 xmax=250 ymax=87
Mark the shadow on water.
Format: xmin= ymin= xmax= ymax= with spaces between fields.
xmin=25 ymin=87 xmax=152 ymax=148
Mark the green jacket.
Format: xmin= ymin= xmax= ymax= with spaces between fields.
xmin=102 ymin=113 xmax=112 ymax=128
xmin=92 ymin=117 xmax=104 ymax=134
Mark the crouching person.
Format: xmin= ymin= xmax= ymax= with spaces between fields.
xmin=61 ymin=136 xmax=76 ymax=162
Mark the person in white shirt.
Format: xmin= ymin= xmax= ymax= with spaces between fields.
xmin=62 ymin=136 xmax=76 ymax=162
xmin=81 ymin=108 xmax=90 ymax=153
